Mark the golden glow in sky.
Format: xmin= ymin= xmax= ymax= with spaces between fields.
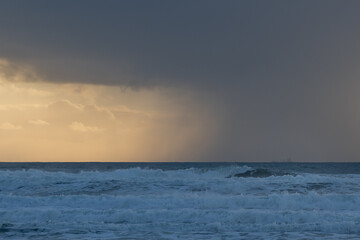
xmin=0 ymin=59 xmax=217 ymax=162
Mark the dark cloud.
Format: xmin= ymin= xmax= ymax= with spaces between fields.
xmin=1 ymin=0 xmax=360 ymax=161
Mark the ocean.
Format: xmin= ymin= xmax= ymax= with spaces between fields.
xmin=0 ymin=162 xmax=359 ymax=240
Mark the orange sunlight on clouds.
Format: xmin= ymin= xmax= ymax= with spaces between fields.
xmin=0 ymin=59 xmax=218 ymax=162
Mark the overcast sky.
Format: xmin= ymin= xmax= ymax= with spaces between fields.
xmin=1 ymin=1 xmax=360 ymax=161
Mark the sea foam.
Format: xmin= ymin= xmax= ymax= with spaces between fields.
xmin=0 ymin=164 xmax=360 ymax=239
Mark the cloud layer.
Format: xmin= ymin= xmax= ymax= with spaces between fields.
xmin=1 ymin=1 xmax=360 ymax=161
xmin=0 ymin=76 xmax=217 ymax=161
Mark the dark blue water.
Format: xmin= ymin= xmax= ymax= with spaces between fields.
xmin=0 ymin=162 xmax=359 ymax=240
xmin=1 ymin=162 xmax=359 ymax=174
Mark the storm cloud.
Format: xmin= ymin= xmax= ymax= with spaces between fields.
xmin=1 ymin=0 xmax=360 ymax=161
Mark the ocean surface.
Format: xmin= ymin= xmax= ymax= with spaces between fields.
xmin=0 ymin=162 xmax=360 ymax=240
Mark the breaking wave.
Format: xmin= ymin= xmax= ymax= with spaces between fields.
xmin=0 ymin=164 xmax=360 ymax=239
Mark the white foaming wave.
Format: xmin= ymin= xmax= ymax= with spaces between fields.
xmin=1 ymin=167 xmax=360 ymax=197
xmin=1 ymin=165 xmax=358 ymax=182
xmin=1 ymin=192 xmax=360 ymax=234
xmin=0 ymin=166 xmax=253 ymax=193
xmin=1 ymin=166 xmax=360 ymax=239
xmin=2 ymin=191 xmax=360 ymax=211
xmin=0 ymin=165 xmax=253 ymax=179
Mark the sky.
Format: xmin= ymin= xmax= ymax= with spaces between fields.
xmin=1 ymin=0 xmax=360 ymax=162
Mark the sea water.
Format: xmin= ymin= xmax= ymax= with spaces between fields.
xmin=0 ymin=162 xmax=359 ymax=240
